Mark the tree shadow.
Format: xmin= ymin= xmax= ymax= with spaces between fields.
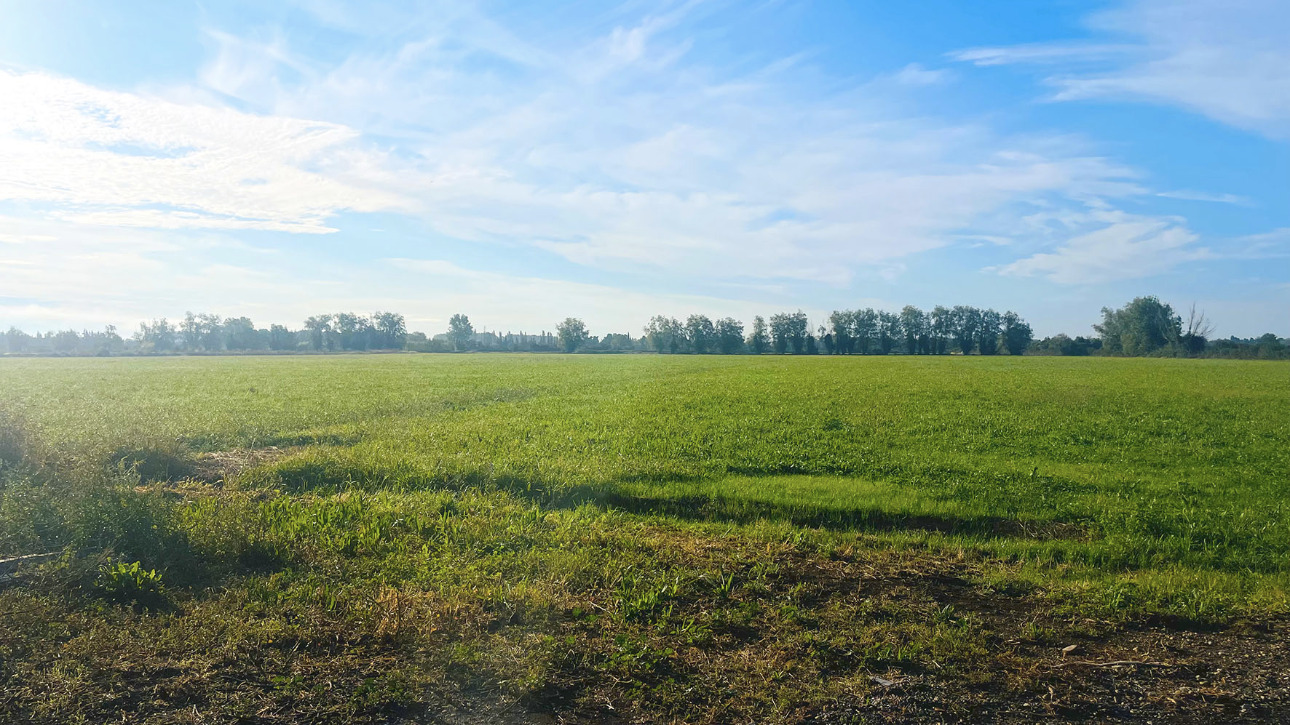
xmin=546 ymin=485 xmax=1086 ymax=541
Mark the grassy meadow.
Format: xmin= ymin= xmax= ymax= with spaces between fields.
xmin=1 ymin=354 xmax=1288 ymax=722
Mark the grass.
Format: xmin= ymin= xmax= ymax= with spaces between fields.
xmin=0 ymin=354 xmax=1288 ymax=722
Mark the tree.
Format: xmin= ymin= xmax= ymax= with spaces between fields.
xmin=222 ymin=316 xmax=260 ymax=351
xmin=769 ymin=312 xmax=807 ymax=353
xmin=829 ymin=310 xmax=853 ymax=354
xmin=372 ymin=311 xmax=407 ymax=349
xmin=930 ymin=305 xmax=951 ymax=354
xmin=447 ymin=314 xmax=474 ymax=352
xmin=685 ymin=314 xmax=715 ymax=354
xmin=1001 ymin=311 xmax=1032 ymax=355
xmin=645 ymin=315 xmax=683 ymax=353
xmin=51 ymin=330 xmax=80 ymax=354
xmin=1180 ymin=303 xmax=1212 ymax=356
xmin=977 ymin=309 xmax=1002 ymax=355
xmin=852 ymin=309 xmax=878 ymax=354
xmin=3 ymin=327 xmax=31 ymax=354
xmin=747 ymin=316 xmax=769 ymax=354
xmin=334 ymin=312 xmax=373 ymax=351
xmin=715 ymin=318 xmax=744 ymax=354
xmin=181 ymin=312 xmax=223 ymax=351
xmin=268 ymin=324 xmax=295 ymax=351
xmin=135 ymin=318 xmax=177 ymax=353
xmin=1095 ymin=297 xmax=1181 ymax=356
xmin=819 ymin=324 xmax=835 ymax=355
xmin=601 ymin=333 xmax=636 ymax=352
xmin=303 ymin=315 xmax=334 ymax=351
xmin=899 ymin=306 xmax=927 ymax=354
xmin=950 ymin=306 xmax=979 ymax=354
xmin=556 ymin=317 xmax=589 ymax=353
xmin=876 ymin=311 xmax=900 ymax=355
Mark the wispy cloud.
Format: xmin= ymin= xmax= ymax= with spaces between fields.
xmin=1156 ymin=190 xmax=1251 ymax=205
xmin=996 ymin=209 xmax=1208 ymax=284
xmin=184 ymin=3 xmax=1155 ymax=285
xmin=953 ymin=0 xmax=1290 ymax=138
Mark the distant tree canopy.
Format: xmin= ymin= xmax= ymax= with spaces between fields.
xmin=447 ymin=314 xmax=475 ymax=352
xmin=556 ymin=317 xmax=590 ymax=353
xmin=1095 ymin=297 xmax=1181 ymax=356
xmin=4 ymin=297 xmax=1281 ymax=359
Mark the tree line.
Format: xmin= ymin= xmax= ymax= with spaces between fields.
xmin=1 ymin=297 xmax=1283 ymax=359
xmin=643 ymin=305 xmax=1033 ymax=356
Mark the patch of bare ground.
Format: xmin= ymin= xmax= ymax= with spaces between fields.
xmin=812 ymin=619 xmax=1290 ymax=724
xmin=522 ymin=537 xmax=1290 ymax=724
xmin=190 ymin=446 xmax=291 ymax=484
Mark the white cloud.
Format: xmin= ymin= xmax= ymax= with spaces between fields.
xmin=954 ymin=0 xmax=1290 ymax=138
xmin=997 ymin=209 xmax=1208 ymax=284
xmin=953 ymin=43 xmax=1133 ymax=67
xmin=889 ymin=63 xmax=951 ymax=86
xmin=0 ymin=69 xmax=413 ymax=234
xmin=1156 ymin=190 xmax=1250 ymax=205
xmin=193 ymin=14 xmax=1153 ymax=284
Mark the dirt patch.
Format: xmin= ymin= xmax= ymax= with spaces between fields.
xmin=522 ymin=537 xmax=1290 ymax=724
xmin=190 ymin=446 xmax=292 ymax=484
xmin=813 ymin=619 xmax=1290 ymax=723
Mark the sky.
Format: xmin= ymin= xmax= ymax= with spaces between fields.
xmin=0 ymin=0 xmax=1286 ymax=338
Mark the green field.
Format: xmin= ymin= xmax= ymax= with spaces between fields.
xmin=2 ymin=355 xmax=1288 ymax=722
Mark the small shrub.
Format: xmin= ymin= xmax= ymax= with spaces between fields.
xmin=111 ymin=441 xmax=194 ymax=482
xmin=94 ymin=559 xmax=166 ymax=606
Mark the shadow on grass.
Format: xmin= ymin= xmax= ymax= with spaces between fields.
xmin=543 ymin=485 xmax=1087 ymax=541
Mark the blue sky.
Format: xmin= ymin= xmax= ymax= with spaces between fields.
xmin=0 ymin=0 xmax=1286 ymax=337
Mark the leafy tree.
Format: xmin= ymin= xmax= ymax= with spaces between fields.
xmin=769 ymin=312 xmax=808 ymax=354
xmin=1031 ymin=334 xmax=1101 ymax=356
xmin=303 ymin=315 xmax=334 ymax=351
xmin=222 ymin=317 xmax=260 ymax=351
xmin=950 ymin=305 xmax=979 ymax=354
xmin=556 ymin=317 xmax=590 ymax=353
xmin=447 ymin=314 xmax=474 ymax=352
xmin=685 ymin=314 xmax=715 ymax=354
xmin=747 ymin=316 xmax=769 ymax=354
xmin=51 ymin=330 xmax=79 ymax=354
xmin=852 ymin=309 xmax=877 ymax=354
xmin=134 ymin=319 xmax=177 ymax=353
xmin=828 ymin=310 xmax=853 ymax=354
xmin=899 ymin=306 xmax=927 ymax=354
xmin=645 ymin=315 xmax=683 ymax=354
xmin=372 ymin=311 xmax=407 ymax=349
xmin=930 ymin=305 xmax=951 ymax=354
xmin=715 ymin=318 xmax=744 ymax=354
xmin=769 ymin=313 xmax=791 ymax=354
xmin=181 ymin=312 xmax=202 ymax=351
xmin=1095 ymin=297 xmax=1181 ymax=356
xmin=3 ymin=327 xmax=31 ymax=354
xmin=268 ymin=324 xmax=295 ymax=351
xmin=977 ymin=309 xmax=1002 ymax=355
xmin=877 ymin=311 xmax=900 ymax=355
xmin=600 ymin=332 xmax=636 ymax=352
xmin=819 ymin=324 xmax=835 ymax=355
xmin=1001 ymin=311 xmax=1032 ymax=355
xmin=181 ymin=312 xmax=223 ymax=351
